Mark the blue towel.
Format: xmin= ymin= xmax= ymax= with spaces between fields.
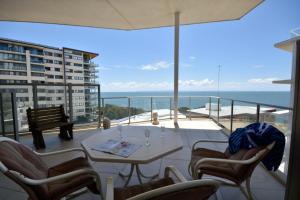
xmin=228 ymin=123 xmax=285 ymax=171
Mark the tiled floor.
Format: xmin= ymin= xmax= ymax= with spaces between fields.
xmin=0 ymin=119 xmax=285 ymax=200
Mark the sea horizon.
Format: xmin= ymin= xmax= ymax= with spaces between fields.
xmin=101 ymin=91 xmax=291 ymax=108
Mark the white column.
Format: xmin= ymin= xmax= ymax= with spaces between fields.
xmin=174 ymin=12 xmax=180 ymax=124
xmin=285 ymin=39 xmax=300 ymax=200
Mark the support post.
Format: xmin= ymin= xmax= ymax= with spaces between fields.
xmin=0 ymin=93 xmax=5 ymax=135
xmin=32 ymin=83 xmax=38 ymax=109
xmin=102 ymin=98 xmax=105 ymax=124
xmin=189 ymin=96 xmax=192 ymax=120
xmin=170 ymin=97 xmax=172 ymax=119
xmin=208 ymin=97 xmax=211 ymax=118
xmin=230 ymin=100 xmax=234 ymax=134
xmin=128 ymin=97 xmax=131 ymax=124
xmin=256 ymin=104 xmax=260 ymax=123
xmin=217 ymin=98 xmax=220 ymax=123
xmin=68 ymin=84 xmax=73 ymax=122
xmin=150 ymin=97 xmax=153 ymax=122
xmin=11 ymin=92 xmax=19 ymax=141
xmin=173 ymin=11 xmax=180 ymax=124
xmin=97 ymin=84 xmax=101 ymax=128
xmin=285 ymin=40 xmax=300 ymax=200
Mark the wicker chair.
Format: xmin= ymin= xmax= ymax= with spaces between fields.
xmin=189 ymin=139 xmax=275 ymax=200
xmin=0 ymin=137 xmax=102 ymax=200
xmin=106 ymin=166 xmax=220 ymax=200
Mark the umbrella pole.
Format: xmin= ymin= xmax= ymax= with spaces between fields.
xmin=174 ymin=11 xmax=180 ymax=125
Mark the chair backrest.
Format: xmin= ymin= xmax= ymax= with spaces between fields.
xmin=27 ymin=105 xmax=66 ymax=130
xmin=128 ymin=179 xmax=219 ymax=200
xmin=0 ymin=137 xmax=49 ymax=199
xmin=224 ymin=142 xmax=274 ymax=183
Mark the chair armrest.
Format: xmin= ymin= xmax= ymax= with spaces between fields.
xmin=105 ymin=176 xmax=114 ymax=200
xmin=34 ymin=148 xmax=88 ymax=159
xmin=164 ymin=166 xmax=187 ymax=182
xmin=192 ymin=139 xmax=228 ymax=150
xmin=9 ymin=168 xmax=99 ymax=185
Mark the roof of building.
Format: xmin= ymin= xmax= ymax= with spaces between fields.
xmin=0 ymin=37 xmax=98 ymax=58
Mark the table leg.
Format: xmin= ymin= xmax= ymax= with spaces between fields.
xmin=136 ymin=164 xmax=159 ymax=180
xmin=119 ymin=164 xmax=159 ymax=187
xmin=119 ymin=164 xmax=134 ymax=186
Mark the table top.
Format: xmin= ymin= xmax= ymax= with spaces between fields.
xmin=81 ymin=126 xmax=183 ymax=164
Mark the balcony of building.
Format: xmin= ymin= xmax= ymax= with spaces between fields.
xmin=0 ymin=85 xmax=291 ymax=200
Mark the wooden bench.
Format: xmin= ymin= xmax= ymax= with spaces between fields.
xmin=27 ymin=105 xmax=73 ymax=149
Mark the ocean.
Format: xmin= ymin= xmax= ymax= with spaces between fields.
xmin=101 ymin=91 xmax=291 ymax=110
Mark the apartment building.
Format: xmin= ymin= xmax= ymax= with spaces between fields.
xmin=0 ymin=37 xmax=99 ymax=131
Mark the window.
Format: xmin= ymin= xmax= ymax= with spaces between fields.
xmin=55 ymin=68 xmax=60 ymax=72
xmin=56 ymin=97 xmax=62 ymax=100
xmin=26 ymin=47 xmax=43 ymax=55
xmin=54 ymin=53 xmax=62 ymax=57
xmin=0 ymin=61 xmax=27 ymax=71
xmin=57 ymin=89 xmax=64 ymax=93
xmin=0 ymin=43 xmax=25 ymax=53
xmin=53 ymin=60 xmax=62 ymax=64
xmin=74 ymin=70 xmax=83 ymax=73
xmin=46 ymin=75 xmax=54 ymax=79
xmin=31 ymin=72 xmax=44 ymax=77
xmin=74 ymin=63 xmax=82 ymax=67
xmin=72 ymin=50 xmax=82 ymax=56
xmin=74 ymin=76 xmax=83 ymax=80
xmin=31 ymin=56 xmax=44 ymax=63
xmin=45 ymin=67 xmax=51 ymax=71
xmin=44 ymin=59 xmax=53 ymax=64
xmin=44 ymin=51 xmax=53 ymax=56
xmin=55 ymin=75 xmax=63 ymax=79
xmin=66 ymin=62 xmax=71 ymax=66
xmin=0 ymin=53 xmax=26 ymax=62
xmin=73 ymin=56 xmax=83 ymax=60
xmin=67 ymin=76 xmax=72 ymax=80
xmin=31 ymin=65 xmax=45 ymax=72
xmin=0 ymin=71 xmax=26 ymax=76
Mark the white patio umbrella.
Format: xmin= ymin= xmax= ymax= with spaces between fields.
xmin=0 ymin=0 xmax=263 ymax=123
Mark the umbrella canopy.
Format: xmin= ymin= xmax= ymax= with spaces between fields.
xmin=0 ymin=0 xmax=263 ymax=30
xmin=0 ymin=0 xmax=263 ymax=123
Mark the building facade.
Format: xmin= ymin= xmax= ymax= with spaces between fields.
xmin=0 ymin=38 xmax=99 ymax=131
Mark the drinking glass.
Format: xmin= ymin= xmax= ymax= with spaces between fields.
xmin=117 ymin=124 xmax=123 ymax=140
xmin=144 ymin=128 xmax=151 ymax=147
xmin=160 ymin=123 xmax=165 ymax=137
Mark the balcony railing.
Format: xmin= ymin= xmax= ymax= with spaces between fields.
xmin=0 ymin=82 xmax=101 ymax=136
xmin=0 ymin=89 xmax=292 ymax=179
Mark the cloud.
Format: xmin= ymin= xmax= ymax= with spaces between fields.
xmin=102 ymin=79 xmax=215 ymax=91
xmin=181 ymin=63 xmax=192 ymax=68
xmin=141 ymin=61 xmax=171 ymax=71
xmin=248 ymin=77 xmax=277 ymax=84
xmin=98 ymin=66 xmax=111 ymax=70
xmin=179 ymin=79 xmax=214 ymax=87
xmin=251 ymin=64 xmax=264 ymax=69
xmin=189 ymin=56 xmax=196 ymax=60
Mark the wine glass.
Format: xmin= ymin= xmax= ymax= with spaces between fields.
xmin=160 ymin=123 xmax=165 ymax=137
xmin=144 ymin=128 xmax=151 ymax=147
xmin=117 ymin=124 xmax=123 ymax=140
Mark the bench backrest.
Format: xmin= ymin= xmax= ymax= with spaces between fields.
xmin=27 ymin=105 xmax=67 ymax=130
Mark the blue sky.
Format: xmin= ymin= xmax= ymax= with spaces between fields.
xmin=0 ymin=0 xmax=299 ymax=92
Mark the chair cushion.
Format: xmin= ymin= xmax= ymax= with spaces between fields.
xmin=48 ymin=157 xmax=100 ymax=199
xmin=191 ymin=147 xmax=265 ymax=184
xmin=191 ymin=148 xmax=239 ymax=183
xmin=114 ymin=177 xmax=175 ymax=200
xmin=0 ymin=141 xmax=49 ymax=196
